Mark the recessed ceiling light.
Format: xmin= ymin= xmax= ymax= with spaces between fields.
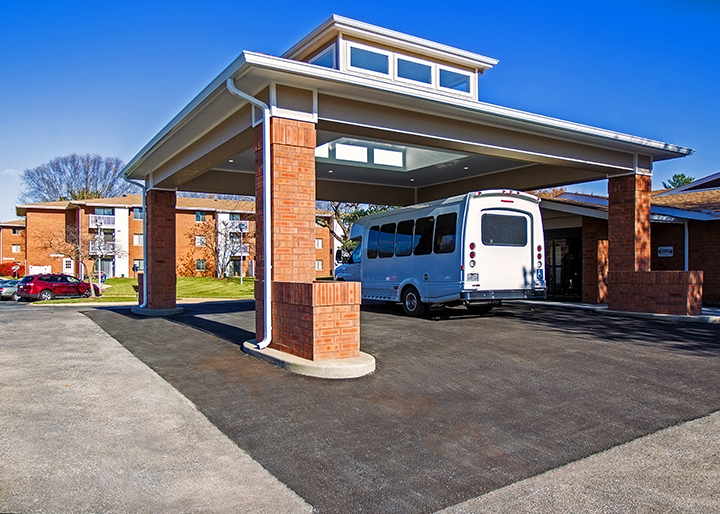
xmin=463 ymin=166 xmax=469 ymax=170
xmin=229 ymin=159 xmax=234 ymax=163
xmin=410 ymin=178 xmax=415 ymax=182
xmin=328 ymin=170 xmax=333 ymax=173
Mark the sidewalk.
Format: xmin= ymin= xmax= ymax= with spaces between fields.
xmin=0 ymin=306 xmax=311 ymax=514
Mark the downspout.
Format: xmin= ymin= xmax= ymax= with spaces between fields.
xmin=684 ymin=220 xmax=689 ymax=272
xmin=122 ymin=175 xmax=148 ymax=309
xmin=226 ymin=78 xmax=272 ymax=349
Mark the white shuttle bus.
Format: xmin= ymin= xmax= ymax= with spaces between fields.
xmin=334 ymin=190 xmax=546 ymax=316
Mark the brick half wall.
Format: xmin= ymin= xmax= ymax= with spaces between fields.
xmin=255 ymin=281 xmax=361 ymax=361
xmin=608 ymin=270 xmax=703 ymax=315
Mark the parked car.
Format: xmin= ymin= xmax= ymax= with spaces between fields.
xmin=0 ymin=279 xmax=20 ymax=301
xmin=17 ymin=274 xmax=101 ymax=301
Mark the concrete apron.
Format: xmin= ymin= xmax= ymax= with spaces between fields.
xmin=0 ymin=306 xmax=310 ymax=514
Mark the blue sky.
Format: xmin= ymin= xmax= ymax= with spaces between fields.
xmin=1 ymin=0 xmax=718 ymax=222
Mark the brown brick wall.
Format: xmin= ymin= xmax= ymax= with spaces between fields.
xmin=314 ymin=222 xmax=333 ymax=277
xmin=175 ymin=210 xmax=216 ymax=277
xmin=24 ymin=208 xmax=75 ymax=274
xmin=608 ymin=270 xmax=703 ymax=315
xmin=651 ymin=223 xmax=685 ymax=271
xmin=688 ymin=220 xmax=720 ymax=305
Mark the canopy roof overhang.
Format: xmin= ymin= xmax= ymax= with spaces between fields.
xmin=123 ymin=51 xmax=693 ymax=205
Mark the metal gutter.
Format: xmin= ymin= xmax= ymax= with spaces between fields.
xmin=122 ymin=176 xmax=148 ymax=309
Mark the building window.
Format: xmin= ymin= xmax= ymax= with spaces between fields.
xmin=133 ymin=259 xmax=144 ymax=272
xmin=133 ymin=208 xmax=144 ymax=219
xmin=397 ymin=56 xmax=433 ymax=84
xmin=133 ymin=234 xmax=143 ymax=246
xmin=95 ymin=207 xmax=114 ymax=216
xmin=195 ymin=235 xmax=207 ymax=247
xmin=11 ymin=228 xmax=22 ymax=235
xmin=315 ymin=260 xmax=323 ymax=271
xmin=438 ymin=67 xmax=471 ymax=93
xmin=196 ymin=211 xmax=206 ymax=222
xmin=309 ymin=44 xmax=336 ymax=69
xmin=348 ymin=43 xmax=390 ymax=76
xmin=230 ymin=232 xmax=241 ymax=245
xmin=229 ymin=213 xmax=242 ymax=220
xmin=196 ymin=259 xmax=206 ymax=271
xmin=315 ymin=238 xmax=323 ymax=249
xmin=64 ymin=260 xmax=73 ymax=271
xmin=11 ymin=244 xmax=21 ymax=253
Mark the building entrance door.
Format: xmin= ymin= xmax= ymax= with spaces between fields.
xmin=544 ymin=228 xmax=582 ymax=301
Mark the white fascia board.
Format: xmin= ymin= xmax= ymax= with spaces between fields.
xmin=283 ymin=15 xmax=499 ymax=71
xmin=650 ymin=205 xmax=715 ymax=221
xmin=541 ymin=200 xmax=608 ymax=220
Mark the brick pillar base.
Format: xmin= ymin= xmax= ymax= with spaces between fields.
xmin=582 ymin=218 xmax=608 ymax=304
xmin=256 ymin=281 xmax=361 ymax=361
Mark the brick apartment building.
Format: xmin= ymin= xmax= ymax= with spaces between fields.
xmin=10 ymin=195 xmax=335 ymax=280
xmin=0 ymin=219 xmax=26 ymax=274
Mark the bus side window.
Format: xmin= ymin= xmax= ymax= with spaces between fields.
xmin=378 ymin=223 xmax=396 ymax=258
xmin=413 ymin=216 xmax=434 ymax=255
xmin=367 ymin=226 xmax=380 ymax=258
xmin=434 ymin=213 xmax=457 ymax=254
xmin=395 ymin=220 xmax=413 ymax=257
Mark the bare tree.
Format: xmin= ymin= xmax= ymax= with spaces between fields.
xmin=20 ymin=153 xmax=139 ymax=203
xmin=315 ymin=201 xmax=393 ymax=256
xmin=185 ymin=219 xmax=250 ymax=279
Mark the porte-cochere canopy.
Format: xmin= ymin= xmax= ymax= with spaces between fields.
xmin=123 ymin=16 xmax=697 ymax=370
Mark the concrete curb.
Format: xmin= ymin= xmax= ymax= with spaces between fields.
xmin=242 ymin=340 xmax=375 ymax=379
xmin=131 ymin=306 xmax=185 ymax=316
xmin=511 ymin=300 xmax=720 ymax=324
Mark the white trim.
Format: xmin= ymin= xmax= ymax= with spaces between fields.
xmin=269 ymin=82 xmax=318 ymax=123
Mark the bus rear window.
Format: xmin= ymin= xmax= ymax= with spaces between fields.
xmin=482 ymin=214 xmax=528 ymax=246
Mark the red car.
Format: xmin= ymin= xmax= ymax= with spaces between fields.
xmin=17 ymin=274 xmax=101 ymax=301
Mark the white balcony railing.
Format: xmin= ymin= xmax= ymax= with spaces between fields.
xmin=89 ymin=214 xmax=115 ymax=228
xmin=230 ymin=244 xmax=250 ymax=257
xmin=224 ymin=219 xmax=249 ymax=232
xmin=89 ymin=240 xmax=118 ymax=256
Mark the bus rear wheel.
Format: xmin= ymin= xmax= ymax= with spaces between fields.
xmin=402 ymin=287 xmax=426 ymax=317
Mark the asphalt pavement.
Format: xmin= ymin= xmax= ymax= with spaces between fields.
xmin=1 ymin=299 xmax=720 ymax=513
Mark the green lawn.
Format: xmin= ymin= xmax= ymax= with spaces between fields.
xmin=33 ymin=276 xmax=255 ymax=304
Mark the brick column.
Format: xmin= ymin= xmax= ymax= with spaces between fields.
xmin=608 ymin=174 xmax=651 ymax=272
xmin=607 ymin=174 xmax=703 ymax=314
xmin=254 ymin=117 xmax=361 ymax=360
xmin=133 ymin=189 xmax=183 ymax=315
xmin=581 ymin=217 xmax=608 ymax=304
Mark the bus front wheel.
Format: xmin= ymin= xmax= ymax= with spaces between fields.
xmin=402 ymin=287 xmax=426 ymax=317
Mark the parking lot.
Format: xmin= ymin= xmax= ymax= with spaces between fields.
xmin=72 ymin=300 xmax=720 ymax=513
